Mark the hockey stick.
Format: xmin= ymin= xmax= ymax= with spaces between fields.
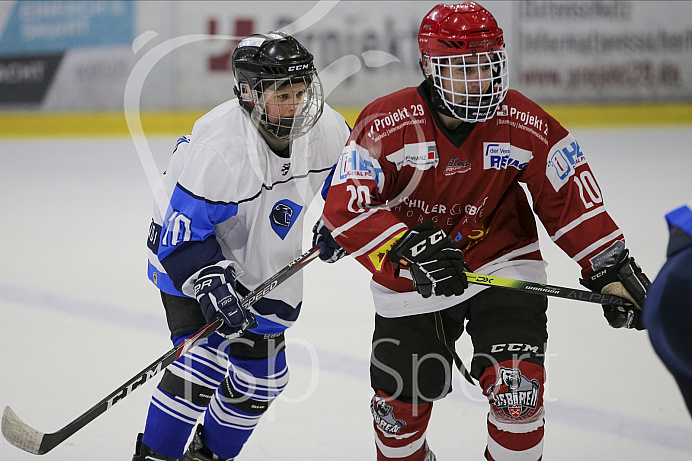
xmin=2 ymin=246 xmax=322 ymax=455
xmin=447 ymin=273 xmax=630 ymax=385
xmin=397 ymin=255 xmax=629 ymax=306
xmin=443 ymin=272 xmax=629 ymax=386
xmin=394 ymin=263 xmax=630 ymax=385
xmin=464 ymin=271 xmax=629 ymax=305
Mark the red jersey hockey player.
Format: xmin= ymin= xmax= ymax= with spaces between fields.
xmin=322 ymin=2 xmax=651 ymax=460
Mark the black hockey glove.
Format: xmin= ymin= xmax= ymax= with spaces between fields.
xmin=194 ymin=264 xmax=258 ymax=337
xmin=580 ymin=249 xmax=651 ymax=330
xmin=312 ymin=218 xmax=348 ymax=263
xmin=388 ymin=221 xmax=469 ymax=298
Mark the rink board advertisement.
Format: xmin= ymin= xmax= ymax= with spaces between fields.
xmin=163 ymin=1 xmax=434 ymax=109
xmin=0 ymin=0 xmax=134 ymax=108
xmin=147 ymin=0 xmax=692 ymax=108
xmin=0 ymin=1 xmax=691 ymax=111
xmin=513 ymin=1 xmax=692 ymax=102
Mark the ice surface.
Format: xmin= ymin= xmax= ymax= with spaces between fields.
xmin=1 ymin=127 xmax=691 ymax=460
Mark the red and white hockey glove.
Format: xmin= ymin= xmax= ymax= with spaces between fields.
xmin=580 ymin=248 xmax=651 ymax=330
xmin=388 ymin=221 xmax=469 ymax=298
xmin=193 ymin=264 xmax=258 ymax=337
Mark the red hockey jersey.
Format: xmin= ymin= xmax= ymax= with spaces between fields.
xmin=323 ymin=84 xmax=624 ymax=317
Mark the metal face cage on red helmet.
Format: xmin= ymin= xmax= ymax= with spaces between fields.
xmin=418 ymin=2 xmax=508 ymax=123
xmin=232 ymin=31 xmax=324 ymax=140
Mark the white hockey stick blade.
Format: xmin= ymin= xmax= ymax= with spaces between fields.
xmin=2 ymin=406 xmax=44 ymax=455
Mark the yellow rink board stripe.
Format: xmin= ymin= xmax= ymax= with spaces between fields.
xmin=0 ymin=103 xmax=691 ymax=137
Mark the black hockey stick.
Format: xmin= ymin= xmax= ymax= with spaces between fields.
xmin=464 ymin=271 xmax=630 ymax=305
xmin=453 ymin=272 xmax=629 ymax=383
xmin=1 ymin=246 xmax=322 ymax=455
xmin=397 ymin=255 xmax=630 ymax=306
xmin=396 ymin=264 xmax=630 ymax=385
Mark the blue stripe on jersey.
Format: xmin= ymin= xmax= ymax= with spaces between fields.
xmin=148 ymin=260 xmax=186 ymax=296
xmin=320 ymin=164 xmax=337 ymax=200
xmin=157 ymin=184 xmax=238 ymax=261
xmin=236 ymin=283 xmax=301 ymax=335
xmin=160 ymin=236 xmax=225 ymax=292
xmin=250 ymin=315 xmax=290 ymax=335
xmin=172 ymin=136 xmax=190 ymax=154
xmin=252 ymin=298 xmax=301 ymax=323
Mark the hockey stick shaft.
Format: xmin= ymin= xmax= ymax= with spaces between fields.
xmin=397 ymin=255 xmax=629 ymax=306
xmin=464 ymin=271 xmax=629 ymax=305
xmin=2 ymin=246 xmax=321 ymax=455
xmin=442 ymin=272 xmax=628 ymax=387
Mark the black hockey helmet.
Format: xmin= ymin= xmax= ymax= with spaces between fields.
xmin=232 ymin=31 xmax=324 ymax=140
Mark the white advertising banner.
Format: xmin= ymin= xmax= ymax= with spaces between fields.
xmin=513 ymin=0 xmax=692 ymax=102
xmin=155 ymin=1 xmax=449 ymax=109
xmin=0 ymin=1 xmax=690 ymax=111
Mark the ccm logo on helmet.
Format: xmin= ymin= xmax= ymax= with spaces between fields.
xmin=288 ymin=64 xmax=309 ymax=71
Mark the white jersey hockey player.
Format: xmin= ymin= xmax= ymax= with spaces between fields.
xmin=132 ymin=31 xmax=350 ymax=461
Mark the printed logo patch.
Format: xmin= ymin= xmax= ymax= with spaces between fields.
xmin=368 ymin=230 xmax=407 ymax=272
xmin=371 ymin=395 xmax=406 ymax=434
xmin=486 ymin=367 xmax=540 ymax=418
xmin=444 ymin=157 xmax=471 ymax=176
xmin=546 ymin=136 xmax=585 ymax=192
xmin=269 ymin=199 xmax=303 ymax=240
xmin=483 ymin=143 xmax=532 ymax=170
xmin=386 ymin=142 xmax=439 ymax=171
xmin=332 ymin=141 xmax=383 ymax=187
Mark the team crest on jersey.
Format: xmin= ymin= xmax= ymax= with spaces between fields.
xmin=444 ymin=157 xmax=471 ymax=176
xmin=270 ymin=199 xmax=303 ymax=240
xmin=486 ymin=367 xmax=540 ymax=418
xmin=371 ymin=395 xmax=406 ymax=434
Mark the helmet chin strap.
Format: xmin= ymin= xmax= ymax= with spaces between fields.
xmin=267 ymin=116 xmax=299 ymax=139
xmin=426 ymin=79 xmax=456 ymax=119
xmin=235 ymin=86 xmax=255 ymax=115
xmin=258 ymin=123 xmax=290 ymax=155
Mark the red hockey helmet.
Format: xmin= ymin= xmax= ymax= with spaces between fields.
xmin=418 ymin=2 xmax=504 ymax=57
xmin=418 ymin=2 xmax=508 ymax=122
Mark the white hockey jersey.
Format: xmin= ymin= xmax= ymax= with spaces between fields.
xmin=147 ymin=99 xmax=349 ymax=334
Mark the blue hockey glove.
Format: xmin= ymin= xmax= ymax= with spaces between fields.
xmin=193 ymin=264 xmax=258 ymax=337
xmin=312 ymin=218 xmax=347 ymax=263
xmin=388 ymin=221 xmax=469 ymax=298
xmin=580 ymin=248 xmax=651 ymax=330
